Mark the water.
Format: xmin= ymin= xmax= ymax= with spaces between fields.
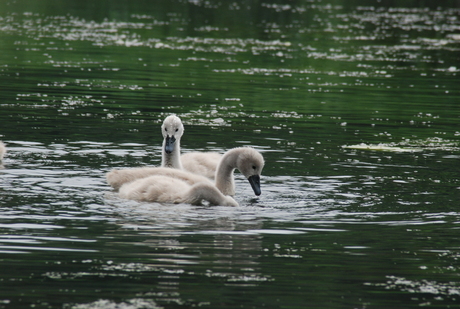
xmin=1 ymin=0 xmax=460 ymax=308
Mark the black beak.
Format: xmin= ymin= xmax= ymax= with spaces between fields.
xmin=164 ymin=136 xmax=176 ymax=154
xmin=248 ymin=175 xmax=261 ymax=196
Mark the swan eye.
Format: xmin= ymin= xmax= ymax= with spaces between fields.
xmin=175 ymin=128 xmax=178 ymax=132
xmin=164 ymin=128 xmax=168 ymax=132
xmin=252 ymin=165 xmax=256 ymax=170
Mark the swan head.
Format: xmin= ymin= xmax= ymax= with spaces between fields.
xmin=161 ymin=115 xmax=184 ymax=154
xmin=235 ymin=147 xmax=265 ymax=196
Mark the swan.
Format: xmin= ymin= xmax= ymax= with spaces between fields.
xmin=161 ymin=114 xmax=221 ymax=178
xmin=0 ymin=141 xmax=5 ymax=161
xmin=107 ymin=167 xmax=212 ymax=191
xmin=107 ymin=147 xmax=264 ymax=196
xmin=118 ymin=175 xmax=238 ymax=206
xmin=161 ymin=115 xmax=184 ymax=169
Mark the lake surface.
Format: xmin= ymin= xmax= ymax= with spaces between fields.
xmin=1 ymin=0 xmax=460 ymax=308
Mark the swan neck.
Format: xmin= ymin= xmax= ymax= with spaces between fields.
xmin=215 ymin=150 xmax=238 ymax=196
xmin=161 ymin=138 xmax=183 ymax=169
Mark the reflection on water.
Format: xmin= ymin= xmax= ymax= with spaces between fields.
xmin=1 ymin=0 xmax=460 ymax=308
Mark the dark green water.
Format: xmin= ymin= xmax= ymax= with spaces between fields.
xmin=1 ymin=0 xmax=460 ymax=308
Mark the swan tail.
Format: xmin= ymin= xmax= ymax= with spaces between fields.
xmin=106 ymin=169 xmax=126 ymax=190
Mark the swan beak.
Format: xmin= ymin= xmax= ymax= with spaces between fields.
xmin=164 ymin=136 xmax=176 ymax=154
xmin=248 ymin=175 xmax=261 ymax=196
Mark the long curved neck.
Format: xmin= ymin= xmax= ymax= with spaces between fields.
xmin=215 ymin=149 xmax=238 ymax=196
xmin=161 ymin=139 xmax=183 ymax=169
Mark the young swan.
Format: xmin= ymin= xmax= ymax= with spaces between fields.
xmin=161 ymin=115 xmax=184 ymax=169
xmin=160 ymin=114 xmax=219 ymax=178
xmin=118 ymin=175 xmax=238 ymax=206
xmin=106 ymin=147 xmax=265 ymax=197
xmin=107 ymin=167 xmax=212 ymax=191
xmin=215 ymin=147 xmax=264 ymax=196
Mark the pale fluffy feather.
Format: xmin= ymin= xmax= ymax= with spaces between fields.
xmin=181 ymin=152 xmax=222 ymax=179
xmin=119 ymin=175 xmax=238 ymax=206
xmin=106 ymin=167 xmax=212 ymax=191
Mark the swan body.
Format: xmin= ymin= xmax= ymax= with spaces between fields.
xmin=161 ymin=115 xmax=184 ymax=169
xmin=181 ymin=152 xmax=222 ymax=179
xmin=0 ymin=141 xmax=5 ymax=161
xmin=106 ymin=167 xmax=212 ymax=190
xmin=119 ymin=175 xmax=238 ymax=206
